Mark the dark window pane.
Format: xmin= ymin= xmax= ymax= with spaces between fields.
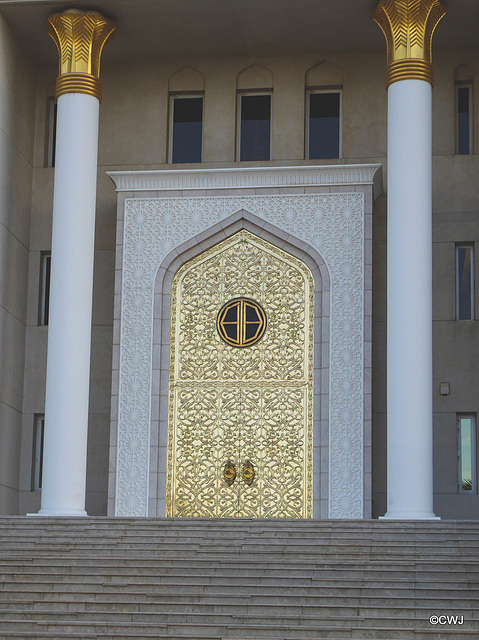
xmin=39 ymin=253 xmax=51 ymax=326
xmin=38 ymin=421 xmax=44 ymax=489
xmin=44 ymin=255 xmax=51 ymax=325
xmin=309 ymin=92 xmax=340 ymax=159
xmin=240 ymin=95 xmax=271 ymax=161
xmin=457 ymin=246 xmax=473 ymax=320
xmin=51 ymin=102 xmax=57 ymax=167
xmin=245 ymin=323 xmax=260 ymax=340
xmin=172 ymin=97 xmax=203 ymax=163
xmin=225 ymin=324 xmax=238 ymax=341
xmin=223 ymin=306 xmax=237 ymax=323
xmin=246 ymin=304 xmax=259 ymax=322
xmin=457 ymin=87 xmax=470 ymax=155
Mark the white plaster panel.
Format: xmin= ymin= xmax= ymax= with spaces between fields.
xmin=114 ymin=188 xmax=366 ymax=519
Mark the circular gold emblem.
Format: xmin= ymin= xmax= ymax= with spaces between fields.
xmin=217 ymin=298 xmax=267 ymax=348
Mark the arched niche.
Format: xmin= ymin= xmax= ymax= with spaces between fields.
xmin=168 ymin=66 xmax=205 ymax=93
xmin=455 ymin=64 xmax=474 ymax=83
xmin=306 ymin=60 xmax=343 ymax=88
xmin=237 ymin=64 xmax=273 ymax=91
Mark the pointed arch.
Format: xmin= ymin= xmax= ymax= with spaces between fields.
xmin=168 ymin=66 xmax=205 ymax=93
xmin=305 ymin=60 xmax=343 ymax=89
xmin=152 ymin=211 xmax=330 ymax=518
xmin=236 ymin=63 xmax=273 ymax=91
xmin=455 ymin=64 xmax=474 ymax=83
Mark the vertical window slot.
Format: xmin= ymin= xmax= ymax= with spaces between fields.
xmin=307 ymin=90 xmax=341 ymax=160
xmin=456 ymin=244 xmax=474 ymax=320
xmin=39 ymin=252 xmax=51 ymax=326
xmin=170 ymin=95 xmax=203 ymax=164
xmin=46 ymin=98 xmax=57 ymax=168
xmin=456 ymin=84 xmax=473 ymax=155
xmin=239 ymin=94 xmax=271 ymax=161
xmin=458 ymin=414 xmax=476 ymax=492
xmin=32 ymin=414 xmax=45 ymax=491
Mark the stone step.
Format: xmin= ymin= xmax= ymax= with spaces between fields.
xmin=1 ymin=593 xmax=477 ymax=610
xmin=0 ymin=518 xmax=477 ymax=639
xmin=0 ymin=619 xmax=476 ymax=639
xmin=1 ymin=577 xmax=476 ymax=595
xmin=0 ymin=606 xmax=474 ymax=624
xmin=1 ymin=580 xmax=476 ymax=598
xmin=0 ymin=562 xmax=476 ymax=577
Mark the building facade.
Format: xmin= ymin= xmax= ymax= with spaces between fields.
xmin=0 ymin=0 xmax=478 ymax=520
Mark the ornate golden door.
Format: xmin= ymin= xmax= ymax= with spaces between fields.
xmin=166 ymin=230 xmax=314 ymax=518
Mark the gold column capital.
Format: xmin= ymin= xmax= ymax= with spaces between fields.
xmin=372 ymin=0 xmax=447 ymax=88
xmin=47 ymin=9 xmax=116 ymax=102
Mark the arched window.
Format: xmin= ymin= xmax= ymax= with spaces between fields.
xmin=455 ymin=64 xmax=474 ymax=155
xmin=305 ymin=61 xmax=343 ymax=160
xmin=236 ymin=64 xmax=274 ymax=161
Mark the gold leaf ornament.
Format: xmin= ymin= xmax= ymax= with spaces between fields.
xmin=47 ymin=9 xmax=117 ymax=101
xmin=372 ymin=0 xmax=447 ymax=87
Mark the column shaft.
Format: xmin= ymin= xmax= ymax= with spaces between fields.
xmin=385 ymin=79 xmax=436 ymax=519
xmin=39 ymin=93 xmax=100 ymax=516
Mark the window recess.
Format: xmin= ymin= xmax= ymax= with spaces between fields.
xmin=46 ymin=97 xmax=57 ymax=168
xmin=169 ymin=94 xmax=204 ymax=164
xmin=456 ymin=244 xmax=474 ymax=320
xmin=32 ymin=414 xmax=45 ymax=491
xmin=238 ymin=92 xmax=272 ymax=161
xmin=458 ymin=414 xmax=476 ymax=493
xmin=39 ymin=252 xmax=51 ymax=326
xmin=456 ymin=83 xmax=473 ymax=155
xmin=306 ymin=89 xmax=342 ymax=160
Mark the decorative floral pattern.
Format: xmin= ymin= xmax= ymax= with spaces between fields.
xmin=166 ymin=231 xmax=314 ymax=518
xmin=115 ymin=192 xmax=365 ymax=518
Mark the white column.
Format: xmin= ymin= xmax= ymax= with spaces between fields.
xmin=38 ymin=93 xmax=100 ymax=516
xmin=384 ymin=79 xmax=438 ymax=519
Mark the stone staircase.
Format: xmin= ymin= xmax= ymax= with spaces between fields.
xmin=0 ymin=518 xmax=478 ymax=639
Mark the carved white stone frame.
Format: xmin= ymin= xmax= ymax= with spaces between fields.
xmin=107 ymin=165 xmax=381 ymax=519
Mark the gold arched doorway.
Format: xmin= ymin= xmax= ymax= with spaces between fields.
xmin=166 ymin=230 xmax=314 ymax=517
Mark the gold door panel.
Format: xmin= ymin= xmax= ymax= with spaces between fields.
xmin=166 ymin=230 xmax=314 ymax=518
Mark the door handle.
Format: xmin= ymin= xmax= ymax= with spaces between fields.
xmin=223 ymin=460 xmax=237 ymax=486
xmin=242 ymin=460 xmax=255 ymax=485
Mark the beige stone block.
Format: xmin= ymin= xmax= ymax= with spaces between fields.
xmin=0 ymin=13 xmax=36 ymax=163
xmin=0 ymin=399 xmax=21 ymax=470
xmin=372 ymin=320 xmax=386 ymax=414
xmin=0 ymin=308 xmax=26 ymax=412
xmin=0 ymin=223 xmax=29 ymax=323
xmin=433 ymin=241 xmax=455 ymax=321
xmin=433 ymin=412 xmax=459 ymax=495
xmin=86 ymin=413 xmax=110 ymax=495
xmin=99 ymin=62 xmax=167 ymax=166
xmin=18 ymin=488 xmax=41 ymax=516
xmin=89 ymin=327 xmax=114 ymax=414
xmin=26 ymin=251 xmax=41 ymax=327
xmin=433 ymin=156 xmax=479 ymax=214
xmin=95 ymin=171 xmax=118 ymax=250
xmin=272 ymin=63 xmax=304 ymax=161
xmin=203 ymin=64 xmax=236 ymax=163
xmin=22 ymin=326 xmax=47 ymax=414
xmin=0 ymin=132 xmax=33 ymax=248
xmin=432 ymin=51 xmax=456 ymax=158
xmin=0 ymin=484 xmax=20 ymax=515
xmin=92 ymin=249 xmax=115 ymax=327
xmin=342 ymin=54 xmax=387 ymax=160
xmin=85 ymin=491 xmax=108 ymax=516
xmin=30 ymin=168 xmax=54 ymax=250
